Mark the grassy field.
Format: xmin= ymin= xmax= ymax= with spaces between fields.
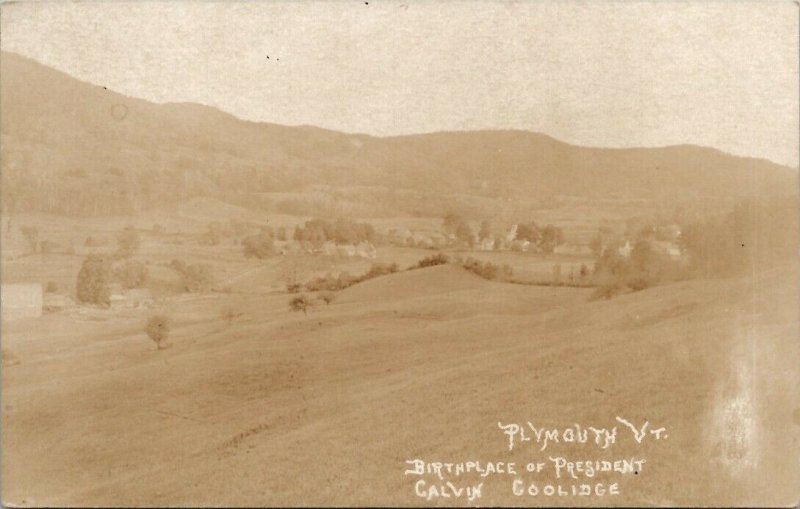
xmin=2 ymin=253 xmax=798 ymax=506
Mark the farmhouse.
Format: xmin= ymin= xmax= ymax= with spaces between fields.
xmin=1 ymin=283 xmax=43 ymax=321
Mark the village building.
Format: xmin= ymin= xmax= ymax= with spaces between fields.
xmin=618 ymin=240 xmax=633 ymax=258
xmin=505 ymin=224 xmax=519 ymax=243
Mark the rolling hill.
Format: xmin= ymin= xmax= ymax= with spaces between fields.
xmin=2 ymin=263 xmax=798 ymax=506
xmin=2 ymin=50 xmax=796 ymax=217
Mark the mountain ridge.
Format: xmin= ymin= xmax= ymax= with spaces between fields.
xmin=1 ymin=50 xmax=796 ymax=217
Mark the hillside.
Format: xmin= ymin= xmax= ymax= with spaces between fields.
xmin=2 ymin=265 xmax=798 ymax=506
xmin=2 ymin=50 xmax=796 ymax=217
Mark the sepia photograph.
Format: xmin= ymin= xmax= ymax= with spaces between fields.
xmin=1 ymin=0 xmax=798 ymax=506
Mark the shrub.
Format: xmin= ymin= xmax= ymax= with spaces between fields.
xmin=76 ymin=255 xmax=111 ymax=305
xmin=289 ymin=294 xmax=311 ymax=314
xmin=412 ymin=253 xmax=450 ymax=269
xmin=362 ymin=262 xmax=399 ymax=280
xmin=286 ymin=282 xmax=302 ymax=293
xmin=45 ymin=281 xmax=59 ymax=293
xmin=146 ymin=315 xmax=171 ymax=349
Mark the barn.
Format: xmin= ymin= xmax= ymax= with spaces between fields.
xmin=1 ymin=283 xmax=43 ymax=321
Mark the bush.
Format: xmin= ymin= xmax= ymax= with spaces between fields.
xmin=317 ymin=291 xmax=336 ymax=305
xmin=461 ymin=257 xmax=513 ymax=281
xmin=45 ymin=281 xmax=59 ymax=293
xmin=412 ymin=253 xmax=450 ymax=269
xmin=146 ymin=315 xmax=171 ymax=349
xmin=361 ymin=262 xmax=399 ymax=280
xmin=289 ymin=294 xmax=311 ymax=314
xmin=116 ymin=225 xmax=140 ymax=258
xmin=76 ymin=255 xmax=111 ymax=305
xmin=297 ymin=263 xmax=401 ymax=294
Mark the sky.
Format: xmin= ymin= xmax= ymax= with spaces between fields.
xmin=1 ymin=0 xmax=798 ymax=167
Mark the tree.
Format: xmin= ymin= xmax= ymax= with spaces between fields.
xmin=116 ymin=225 xmax=140 ymax=258
xmin=538 ymin=224 xmax=565 ymax=253
xmin=516 ymin=222 xmax=540 ymax=243
xmin=76 ymin=255 xmax=111 ymax=305
xmin=442 ymin=213 xmax=464 ymax=235
xmin=333 ymin=218 xmax=358 ymax=244
xmin=455 ymin=222 xmax=475 ymax=247
xmin=289 ymin=294 xmax=311 ymax=314
xmin=146 ymin=315 xmax=171 ymax=349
